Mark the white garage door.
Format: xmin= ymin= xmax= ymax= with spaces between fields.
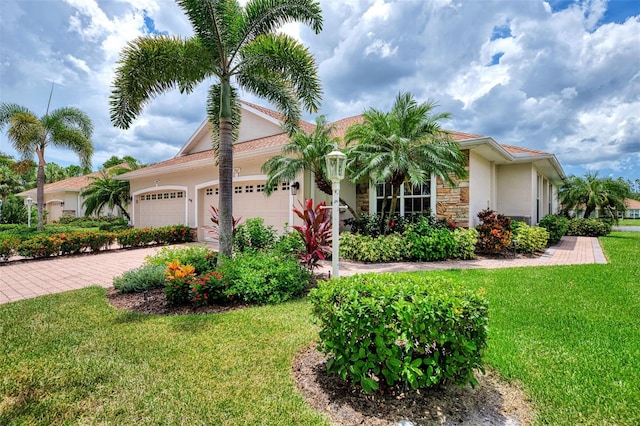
xmin=137 ymin=190 xmax=186 ymax=228
xmin=203 ymin=181 xmax=291 ymax=234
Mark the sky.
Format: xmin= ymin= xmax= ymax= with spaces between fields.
xmin=1 ymin=0 xmax=639 ymax=184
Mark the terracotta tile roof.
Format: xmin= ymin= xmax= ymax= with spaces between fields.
xmin=240 ymin=100 xmax=316 ymax=133
xmin=626 ymin=198 xmax=640 ymax=209
xmin=18 ymin=164 xmax=131 ymax=194
xmin=501 ymin=144 xmax=551 ymax=156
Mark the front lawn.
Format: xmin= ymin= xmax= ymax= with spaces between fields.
xmin=1 ymin=232 xmax=639 ymax=425
xmin=618 ymin=218 xmax=640 ymax=226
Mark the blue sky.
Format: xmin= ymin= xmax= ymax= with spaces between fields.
xmin=1 ymin=0 xmax=638 ymax=184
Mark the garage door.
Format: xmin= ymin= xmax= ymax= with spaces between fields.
xmin=203 ymin=181 xmax=291 ymax=233
xmin=137 ymin=190 xmax=186 ymax=228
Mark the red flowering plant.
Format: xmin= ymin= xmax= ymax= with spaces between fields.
xmin=190 ymin=271 xmax=227 ymax=306
xmin=207 ymin=206 xmax=241 ymax=242
xmin=292 ymin=199 xmax=332 ymax=270
xmin=475 ymin=209 xmax=512 ymax=255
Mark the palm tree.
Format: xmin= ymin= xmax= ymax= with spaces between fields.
xmin=560 ymin=172 xmax=630 ymax=219
xmin=261 ymin=115 xmax=358 ymax=217
xmin=109 ymin=0 xmax=323 ymax=258
xmin=0 ymin=103 xmax=93 ymax=230
xmin=81 ymin=170 xmax=131 ymax=220
xmin=345 ymin=92 xmax=467 ymax=219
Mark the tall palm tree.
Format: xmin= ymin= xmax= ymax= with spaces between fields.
xmin=261 ymin=115 xmax=358 ymax=217
xmin=559 ymin=172 xmax=630 ymax=219
xmin=109 ymin=0 xmax=323 ymax=258
xmin=345 ymin=92 xmax=467 ymax=219
xmin=81 ymin=170 xmax=132 ymax=220
xmin=0 ymin=103 xmax=93 ymax=230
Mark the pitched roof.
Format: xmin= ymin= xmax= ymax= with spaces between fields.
xmin=17 ymin=164 xmax=131 ymax=195
xmin=501 ymin=144 xmax=552 ymax=157
xmin=240 ymin=100 xmax=316 ymax=133
xmin=626 ymin=198 xmax=640 ymax=209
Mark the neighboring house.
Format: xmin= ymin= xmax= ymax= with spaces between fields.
xmin=624 ymin=198 xmax=640 ymax=219
xmin=17 ymin=167 xmax=127 ymax=222
xmin=117 ymin=101 xmax=566 ymax=241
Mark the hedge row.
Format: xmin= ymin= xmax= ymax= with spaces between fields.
xmin=0 ymin=225 xmax=194 ymax=261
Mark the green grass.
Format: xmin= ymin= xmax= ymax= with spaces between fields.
xmin=1 ymin=233 xmax=639 ymax=425
xmin=618 ymin=218 xmax=640 ymax=226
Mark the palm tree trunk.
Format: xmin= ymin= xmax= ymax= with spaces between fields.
xmin=217 ymin=79 xmax=234 ymax=260
xmin=36 ymin=149 xmax=46 ymax=231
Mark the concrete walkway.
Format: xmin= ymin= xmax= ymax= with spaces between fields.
xmin=0 ymin=236 xmax=606 ymax=305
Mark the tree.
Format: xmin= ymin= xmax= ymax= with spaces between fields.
xmin=44 ymin=162 xmax=68 ymax=183
xmin=103 ymin=155 xmax=143 ymax=170
xmin=262 ymin=115 xmax=358 ymax=218
xmin=345 ymin=92 xmax=467 ymax=219
xmin=559 ymin=172 xmax=631 ymax=219
xmin=0 ymin=103 xmax=93 ymax=230
xmin=81 ymin=170 xmax=131 ymax=220
xmin=110 ymin=0 xmax=322 ymax=258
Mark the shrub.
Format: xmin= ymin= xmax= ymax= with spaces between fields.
xmin=566 ymin=218 xmax=612 ymax=237
xmin=513 ymin=224 xmax=549 ymax=253
xmin=272 ymin=231 xmax=305 ymax=256
xmin=17 ymin=235 xmax=63 ymax=258
xmin=292 ymin=199 xmax=332 ymax=270
xmin=233 ymin=218 xmax=277 ymax=252
xmin=309 ymin=274 xmax=488 ymax=393
xmin=344 ymin=213 xmax=409 ymax=237
xmin=117 ymin=228 xmax=157 ymax=248
xmin=154 ymin=225 xmax=195 ymax=244
xmin=340 ymin=232 xmax=409 ymax=263
xmin=146 ymin=245 xmax=217 ymax=275
xmin=219 ymin=251 xmax=311 ymax=304
xmin=405 ymin=225 xmax=457 ymax=261
xmin=475 ymin=209 xmax=512 ymax=255
xmin=190 ymin=271 xmax=228 ymax=306
xmin=539 ymin=214 xmax=569 ymax=245
xmin=113 ymin=264 xmax=166 ymax=293
xmin=452 ymin=228 xmax=478 ymax=259
xmin=0 ymin=237 xmax=19 ymax=261
xmin=164 ymin=260 xmax=196 ymax=305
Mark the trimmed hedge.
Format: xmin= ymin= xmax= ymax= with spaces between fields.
xmin=309 ymin=274 xmax=488 ymax=393
xmin=452 ymin=227 xmax=479 ymax=259
xmin=339 ymin=232 xmax=409 ymax=263
xmin=538 ymin=214 xmax=569 ymax=245
xmin=512 ymin=223 xmax=549 ymax=254
xmin=566 ymin=218 xmax=612 ymax=237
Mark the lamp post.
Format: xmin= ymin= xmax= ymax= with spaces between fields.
xmin=325 ymin=145 xmax=346 ymax=278
xmin=26 ymin=196 xmax=33 ymax=228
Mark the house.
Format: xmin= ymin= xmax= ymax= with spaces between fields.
xmin=117 ymin=101 xmax=566 ymax=241
xmin=17 ymin=167 xmax=126 ymax=222
xmin=624 ymin=198 xmax=640 ymax=219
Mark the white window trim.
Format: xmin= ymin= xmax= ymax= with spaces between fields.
xmin=369 ymin=177 xmax=436 ymax=216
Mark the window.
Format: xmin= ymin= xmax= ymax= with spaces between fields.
xmin=177 ymin=192 xmax=184 ymax=198
xmin=245 ymin=185 xmax=254 ymax=193
xmin=151 ymin=194 xmax=157 ymax=200
xmin=170 ymin=192 xmax=176 ymax=199
xmin=215 ymin=188 xmax=219 ymax=195
xmin=256 ymin=184 xmax=265 ymax=193
xmin=163 ymin=193 xmax=169 ymax=199
xmin=376 ymin=181 xmax=431 ymax=216
xmin=235 ymin=186 xmax=242 ymax=194
xmin=205 ymin=188 xmax=213 ymax=196
xmin=281 ymin=182 xmax=290 ymax=191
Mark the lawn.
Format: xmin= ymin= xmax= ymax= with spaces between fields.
xmin=1 ymin=232 xmax=639 ymax=425
xmin=618 ymin=218 xmax=640 ymax=226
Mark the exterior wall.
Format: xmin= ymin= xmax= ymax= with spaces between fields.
xmin=467 ymin=151 xmax=493 ymax=227
xmin=435 ymin=150 xmax=471 ymax=227
xmin=496 ymin=163 xmax=534 ymax=222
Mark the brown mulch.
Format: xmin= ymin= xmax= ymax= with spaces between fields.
xmin=106 ymin=290 xmax=534 ymax=425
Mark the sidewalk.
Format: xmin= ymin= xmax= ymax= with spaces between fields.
xmin=0 ymin=236 xmax=606 ymax=305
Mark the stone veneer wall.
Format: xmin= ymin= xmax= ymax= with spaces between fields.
xmin=435 ymin=150 xmax=470 ymax=227
xmin=355 ymin=181 xmax=369 ymax=215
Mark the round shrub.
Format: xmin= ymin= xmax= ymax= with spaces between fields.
xmin=512 ymin=224 xmax=549 ymax=254
xmin=538 ymin=214 xmax=569 ymax=245
xmin=566 ymin=218 xmax=612 ymax=237
xmin=452 ymin=227 xmax=478 ymax=259
xmin=113 ymin=264 xmax=166 ymax=293
xmin=219 ymin=251 xmax=311 ymax=304
xmin=405 ymin=226 xmax=457 ymax=261
xmin=339 ymin=232 xmax=409 ymax=263
xmin=309 ymin=274 xmax=488 ymax=394
xmin=146 ymin=244 xmax=217 ymax=275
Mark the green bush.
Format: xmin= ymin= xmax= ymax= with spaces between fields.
xmin=219 ymin=251 xmax=311 ymax=304
xmin=146 ymin=244 xmax=217 ymax=275
xmin=405 ymin=226 xmax=457 ymax=261
xmin=153 ymin=225 xmax=195 ymax=244
xmin=17 ymin=235 xmax=63 ymax=258
xmin=190 ymin=271 xmax=228 ymax=305
xmin=452 ymin=228 xmax=478 ymax=259
xmin=513 ymin=224 xmax=549 ymax=253
xmin=309 ymin=274 xmax=488 ymax=393
xmin=539 ymin=214 xmax=569 ymax=244
xmin=339 ymin=232 xmax=409 ymax=262
xmin=566 ymin=218 xmax=612 ymax=237
xmin=113 ymin=264 xmax=166 ymax=293
xmin=272 ymin=231 xmax=304 ymax=256
xmin=233 ymin=218 xmax=276 ymax=252
xmin=475 ymin=209 xmax=512 ymax=255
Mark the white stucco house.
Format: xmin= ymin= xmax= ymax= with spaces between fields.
xmin=116 ymin=101 xmax=566 ymax=241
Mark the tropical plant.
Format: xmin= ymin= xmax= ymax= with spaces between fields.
xmin=0 ymin=102 xmax=93 ymax=230
xmin=475 ymin=209 xmax=512 ymax=255
xmin=262 ymin=115 xmax=358 ymax=217
xmin=109 ymin=0 xmax=323 ymax=259
xmin=291 ymin=199 xmax=332 ymax=270
xmin=345 ymin=92 xmax=467 ymax=220
xmin=81 ymin=170 xmax=131 ymax=220
xmin=559 ymin=172 xmax=630 ymax=220
xmin=208 ymin=205 xmax=241 ymax=242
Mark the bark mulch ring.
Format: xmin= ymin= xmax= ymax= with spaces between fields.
xmin=106 ymin=289 xmax=534 ymax=425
